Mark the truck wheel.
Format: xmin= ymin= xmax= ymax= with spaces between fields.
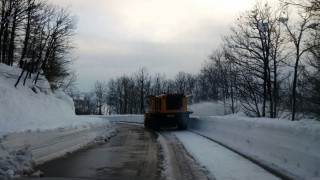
xmin=178 ymin=117 xmax=189 ymax=130
xmin=151 ymin=115 xmax=160 ymax=131
xmin=144 ymin=116 xmax=150 ymax=129
xmin=144 ymin=121 xmax=149 ymax=129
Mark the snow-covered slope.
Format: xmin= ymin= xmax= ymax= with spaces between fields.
xmin=0 ymin=63 xmax=104 ymax=135
xmin=0 ymin=64 xmax=117 ymax=179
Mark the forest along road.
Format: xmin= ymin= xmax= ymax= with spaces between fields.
xmin=36 ymin=123 xmax=159 ymax=180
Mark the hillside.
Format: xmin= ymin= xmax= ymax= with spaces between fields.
xmin=0 ymin=63 xmax=110 ymax=135
xmin=0 ymin=63 xmax=117 ymax=179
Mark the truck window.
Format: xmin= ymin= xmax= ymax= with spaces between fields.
xmin=166 ymin=94 xmax=183 ymax=110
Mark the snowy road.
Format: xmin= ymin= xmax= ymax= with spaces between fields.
xmin=33 ymin=124 xmax=211 ymax=180
xmin=157 ymin=131 xmax=210 ymax=180
xmin=5 ymin=120 xmax=292 ymax=180
xmin=36 ymin=123 xmax=160 ymax=179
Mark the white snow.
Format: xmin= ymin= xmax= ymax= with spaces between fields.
xmin=0 ymin=64 xmax=115 ymax=135
xmin=0 ymin=64 xmax=81 ymax=135
xmin=172 ymin=131 xmax=280 ymax=180
xmin=0 ymin=63 xmax=117 ymax=178
xmin=156 ymin=133 xmax=174 ymax=180
xmin=188 ymin=111 xmax=320 ymax=179
xmin=0 ymin=145 xmax=33 ymax=179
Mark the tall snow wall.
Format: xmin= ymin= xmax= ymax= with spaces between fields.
xmin=0 ymin=63 xmax=76 ymax=135
xmin=189 ymin=115 xmax=320 ymax=180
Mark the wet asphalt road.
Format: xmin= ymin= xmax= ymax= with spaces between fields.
xmin=36 ymin=123 xmax=160 ymax=180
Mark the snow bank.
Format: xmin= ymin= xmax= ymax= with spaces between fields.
xmin=0 ymin=63 xmax=81 ymax=135
xmin=0 ymin=145 xmax=33 ymax=179
xmin=92 ymin=122 xmax=118 ymax=144
xmin=0 ymin=64 xmax=116 ymax=136
xmin=0 ymin=64 xmax=118 ymax=178
xmin=189 ymin=114 xmax=320 ymax=180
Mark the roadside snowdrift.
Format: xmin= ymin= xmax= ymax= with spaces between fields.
xmin=0 ymin=64 xmax=117 ymax=178
xmin=189 ymin=114 xmax=320 ymax=180
xmin=0 ymin=63 xmax=84 ymax=135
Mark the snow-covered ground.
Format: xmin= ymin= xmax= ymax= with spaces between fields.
xmin=0 ymin=63 xmax=111 ymax=135
xmin=172 ymin=131 xmax=279 ymax=180
xmin=0 ymin=64 xmax=117 ymax=179
xmin=188 ymin=114 xmax=320 ymax=180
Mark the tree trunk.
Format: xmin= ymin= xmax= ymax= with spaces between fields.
xmin=0 ymin=0 xmax=7 ymax=63
xmin=2 ymin=20 xmax=9 ymax=64
xmin=262 ymin=63 xmax=267 ymax=117
xmin=8 ymin=7 xmax=18 ymax=66
xmin=19 ymin=0 xmax=32 ymax=67
xmin=273 ymin=62 xmax=278 ymax=118
xmin=292 ymin=54 xmax=300 ymax=121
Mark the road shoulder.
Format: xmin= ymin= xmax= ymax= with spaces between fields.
xmin=157 ymin=131 xmax=212 ymax=180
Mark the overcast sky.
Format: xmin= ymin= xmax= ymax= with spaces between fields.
xmin=50 ymin=0 xmax=256 ymax=92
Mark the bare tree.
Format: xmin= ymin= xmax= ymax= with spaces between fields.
xmin=34 ymin=6 xmax=77 ymax=90
xmin=208 ymin=49 xmax=239 ymax=114
xmin=279 ymin=1 xmax=319 ymax=120
xmin=174 ymin=72 xmax=188 ymax=94
xmin=135 ymin=67 xmax=150 ymax=114
xmin=150 ymin=73 xmax=167 ymax=95
xmin=106 ymin=76 xmax=139 ymax=115
xmin=222 ymin=2 xmax=288 ymax=117
xmin=194 ymin=70 xmax=210 ymax=102
xmin=9 ymin=1 xmax=77 ymax=91
xmin=93 ymin=81 xmax=107 ymax=115
xmin=106 ymin=79 xmax=118 ymax=114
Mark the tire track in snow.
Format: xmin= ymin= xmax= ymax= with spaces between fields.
xmin=157 ymin=131 xmax=211 ymax=180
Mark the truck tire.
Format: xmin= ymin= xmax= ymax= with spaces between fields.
xmin=144 ymin=115 xmax=150 ymax=129
xmin=178 ymin=116 xmax=189 ymax=130
xmin=151 ymin=114 xmax=160 ymax=131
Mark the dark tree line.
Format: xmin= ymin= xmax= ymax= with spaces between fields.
xmin=0 ymin=0 xmax=77 ymax=90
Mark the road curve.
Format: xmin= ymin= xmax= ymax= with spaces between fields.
xmin=37 ymin=123 xmax=160 ymax=180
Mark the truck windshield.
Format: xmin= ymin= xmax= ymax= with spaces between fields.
xmin=166 ymin=94 xmax=183 ymax=110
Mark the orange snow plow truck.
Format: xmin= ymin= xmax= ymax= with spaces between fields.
xmin=144 ymin=93 xmax=193 ymax=130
